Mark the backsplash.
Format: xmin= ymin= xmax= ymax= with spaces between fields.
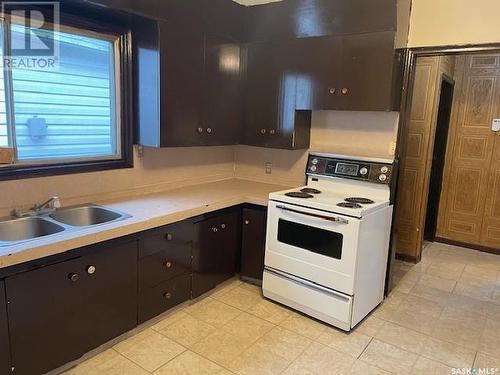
xmin=235 ymin=111 xmax=399 ymax=185
xmin=0 ymin=146 xmax=235 ymax=217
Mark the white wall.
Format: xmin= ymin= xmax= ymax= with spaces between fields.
xmin=408 ymin=0 xmax=500 ymax=47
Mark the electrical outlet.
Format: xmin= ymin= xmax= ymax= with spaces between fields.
xmin=265 ymin=162 xmax=272 ymax=174
xmin=389 ymin=141 xmax=397 ymax=156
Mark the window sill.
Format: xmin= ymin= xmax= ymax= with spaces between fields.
xmin=0 ymin=158 xmax=134 ymax=181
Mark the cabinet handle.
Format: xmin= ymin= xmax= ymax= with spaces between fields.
xmin=163 ymin=260 xmax=172 ymax=268
xmin=197 ymin=127 xmax=204 ymax=134
xmin=221 ymin=223 xmax=226 ymax=229
xmin=329 ymin=87 xmax=336 ymax=94
xmin=206 ymin=127 xmax=213 ymax=134
xmin=165 ymin=233 xmax=173 ymax=241
xmin=211 ymin=226 xmax=218 ymax=233
xmin=341 ymin=88 xmax=349 ymax=95
xmin=163 ymin=292 xmax=172 ymax=300
xmin=260 ymin=128 xmax=266 ymax=135
xmin=68 ymin=273 xmax=79 ymax=282
xmin=86 ymin=265 xmax=96 ymax=275
xmin=244 ymin=219 xmax=250 ymax=225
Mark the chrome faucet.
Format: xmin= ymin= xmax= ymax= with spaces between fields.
xmin=13 ymin=196 xmax=61 ymax=217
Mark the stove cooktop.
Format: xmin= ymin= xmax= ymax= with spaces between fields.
xmin=269 ymin=186 xmax=390 ymax=218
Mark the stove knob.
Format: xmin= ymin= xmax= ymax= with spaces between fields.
xmin=379 ymin=174 xmax=387 ymax=182
xmin=310 ymin=165 xmax=317 ymax=172
xmin=360 ymin=167 xmax=368 ymax=176
xmin=381 ymin=166 xmax=389 ymax=173
xmin=312 ymin=158 xmax=319 ymax=165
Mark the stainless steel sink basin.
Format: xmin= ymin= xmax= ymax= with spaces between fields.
xmin=49 ymin=206 xmax=127 ymax=227
xmin=0 ymin=217 xmax=65 ymax=243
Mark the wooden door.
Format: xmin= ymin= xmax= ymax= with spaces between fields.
xmin=395 ymin=56 xmax=455 ymax=260
xmin=482 ymin=133 xmax=500 ymax=247
xmin=6 ymin=240 xmax=137 ymax=375
xmin=0 ymin=281 xmax=10 ymax=374
xmin=241 ymin=207 xmax=267 ymax=281
xmin=437 ymin=54 xmax=500 ymax=249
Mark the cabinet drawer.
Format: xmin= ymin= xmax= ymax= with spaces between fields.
xmin=139 ymin=243 xmax=191 ymax=290
xmin=139 ymin=220 xmax=193 ymax=258
xmin=138 ymin=273 xmax=191 ymax=324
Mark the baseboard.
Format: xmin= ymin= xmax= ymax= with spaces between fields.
xmin=395 ymin=253 xmax=418 ymax=263
xmin=434 ymin=237 xmax=500 ymax=256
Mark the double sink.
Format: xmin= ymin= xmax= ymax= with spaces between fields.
xmin=0 ymin=206 xmax=131 ymax=247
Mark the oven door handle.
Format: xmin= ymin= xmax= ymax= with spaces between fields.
xmin=275 ymin=204 xmax=349 ymax=224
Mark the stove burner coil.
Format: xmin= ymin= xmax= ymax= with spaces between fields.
xmin=345 ymin=197 xmax=375 ymax=204
xmin=300 ymin=188 xmax=322 ymax=194
xmin=337 ymin=202 xmax=362 ymax=209
xmin=285 ymin=192 xmax=314 ymax=199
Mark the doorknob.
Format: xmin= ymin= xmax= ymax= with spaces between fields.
xmin=492 ymin=119 xmax=500 ymax=132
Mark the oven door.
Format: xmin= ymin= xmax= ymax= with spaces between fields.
xmin=265 ymin=200 xmax=360 ymax=295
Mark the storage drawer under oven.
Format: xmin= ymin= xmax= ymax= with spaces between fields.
xmin=263 ymin=268 xmax=353 ymax=331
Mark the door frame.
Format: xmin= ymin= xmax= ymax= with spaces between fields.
xmin=423 ymin=73 xmax=455 ymax=242
xmin=392 ymin=43 xmax=500 ymax=263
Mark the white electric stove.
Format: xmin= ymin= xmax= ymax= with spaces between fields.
xmin=263 ymin=153 xmax=394 ymax=331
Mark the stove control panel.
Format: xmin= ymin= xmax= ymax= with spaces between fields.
xmin=306 ymin=155 xmax=393 ymax=184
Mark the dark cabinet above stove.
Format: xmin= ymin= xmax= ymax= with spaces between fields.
xmin=295 ymin=31 xmax=400 ymax=112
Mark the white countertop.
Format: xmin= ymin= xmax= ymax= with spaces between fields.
xmin=0 ymin=179 xmax=289 ymax=269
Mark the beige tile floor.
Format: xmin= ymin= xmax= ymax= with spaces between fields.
xmin=64 ymin=242 xmax=500 ymax=375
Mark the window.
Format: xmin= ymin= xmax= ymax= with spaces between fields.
xmin=0 ymin=15 xmax=131 ymax=178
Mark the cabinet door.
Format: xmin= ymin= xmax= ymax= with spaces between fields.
xmin=202 ymin=35 xmax=241 ymax=145
xmin=241 ymin=207 xmax=267 ymax=282
xmin=6 ymin=241 xmax=137 ymax=375
xmin=192 ymin=211 xmax=240 ymax=298
xmin=337 ymin=31 xmax=395 ymax=111
xmin=159 ymin=20 xmax=205 ymax=146
xmin=243 ymin=41 xmax=310 ymax=149
xmin=0 ymin=281 xmax=10 ymax=374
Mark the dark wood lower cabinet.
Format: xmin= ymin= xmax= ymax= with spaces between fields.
xmin=192 ymin=210 xmax=241 ymax=298
xmin=0 ymin=281 xmax=10 ymax=374
xmin=6 ymin=240 xmax=138 ymax=375
xmin=241 ymin=206 xmax=267 ymax=282
xmin=0 ymin=204 xmax=265 ymax=374
xmin=138 ymin=273 xmax=191 ymax=324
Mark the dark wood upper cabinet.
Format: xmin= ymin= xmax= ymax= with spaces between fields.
xmin=295 ymin=31 xmax=398 ymax=111
xmin=135 ymin=18 xmax=243 ymax=147
xmin=242 ymin=41 xmax=311 ymax=149
xmin=202 ymin=35 xmax=242 ymax=145
xmin=133 ymin=0 xmax=399 ymax=148
xmin=0 ymin=281 xmax=10 ymax=374
xmin=6 ymin=240 xmax=137 ymax=375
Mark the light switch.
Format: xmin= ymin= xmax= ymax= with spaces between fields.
xmin=492 ymin=119 xmax=500 ymax=132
